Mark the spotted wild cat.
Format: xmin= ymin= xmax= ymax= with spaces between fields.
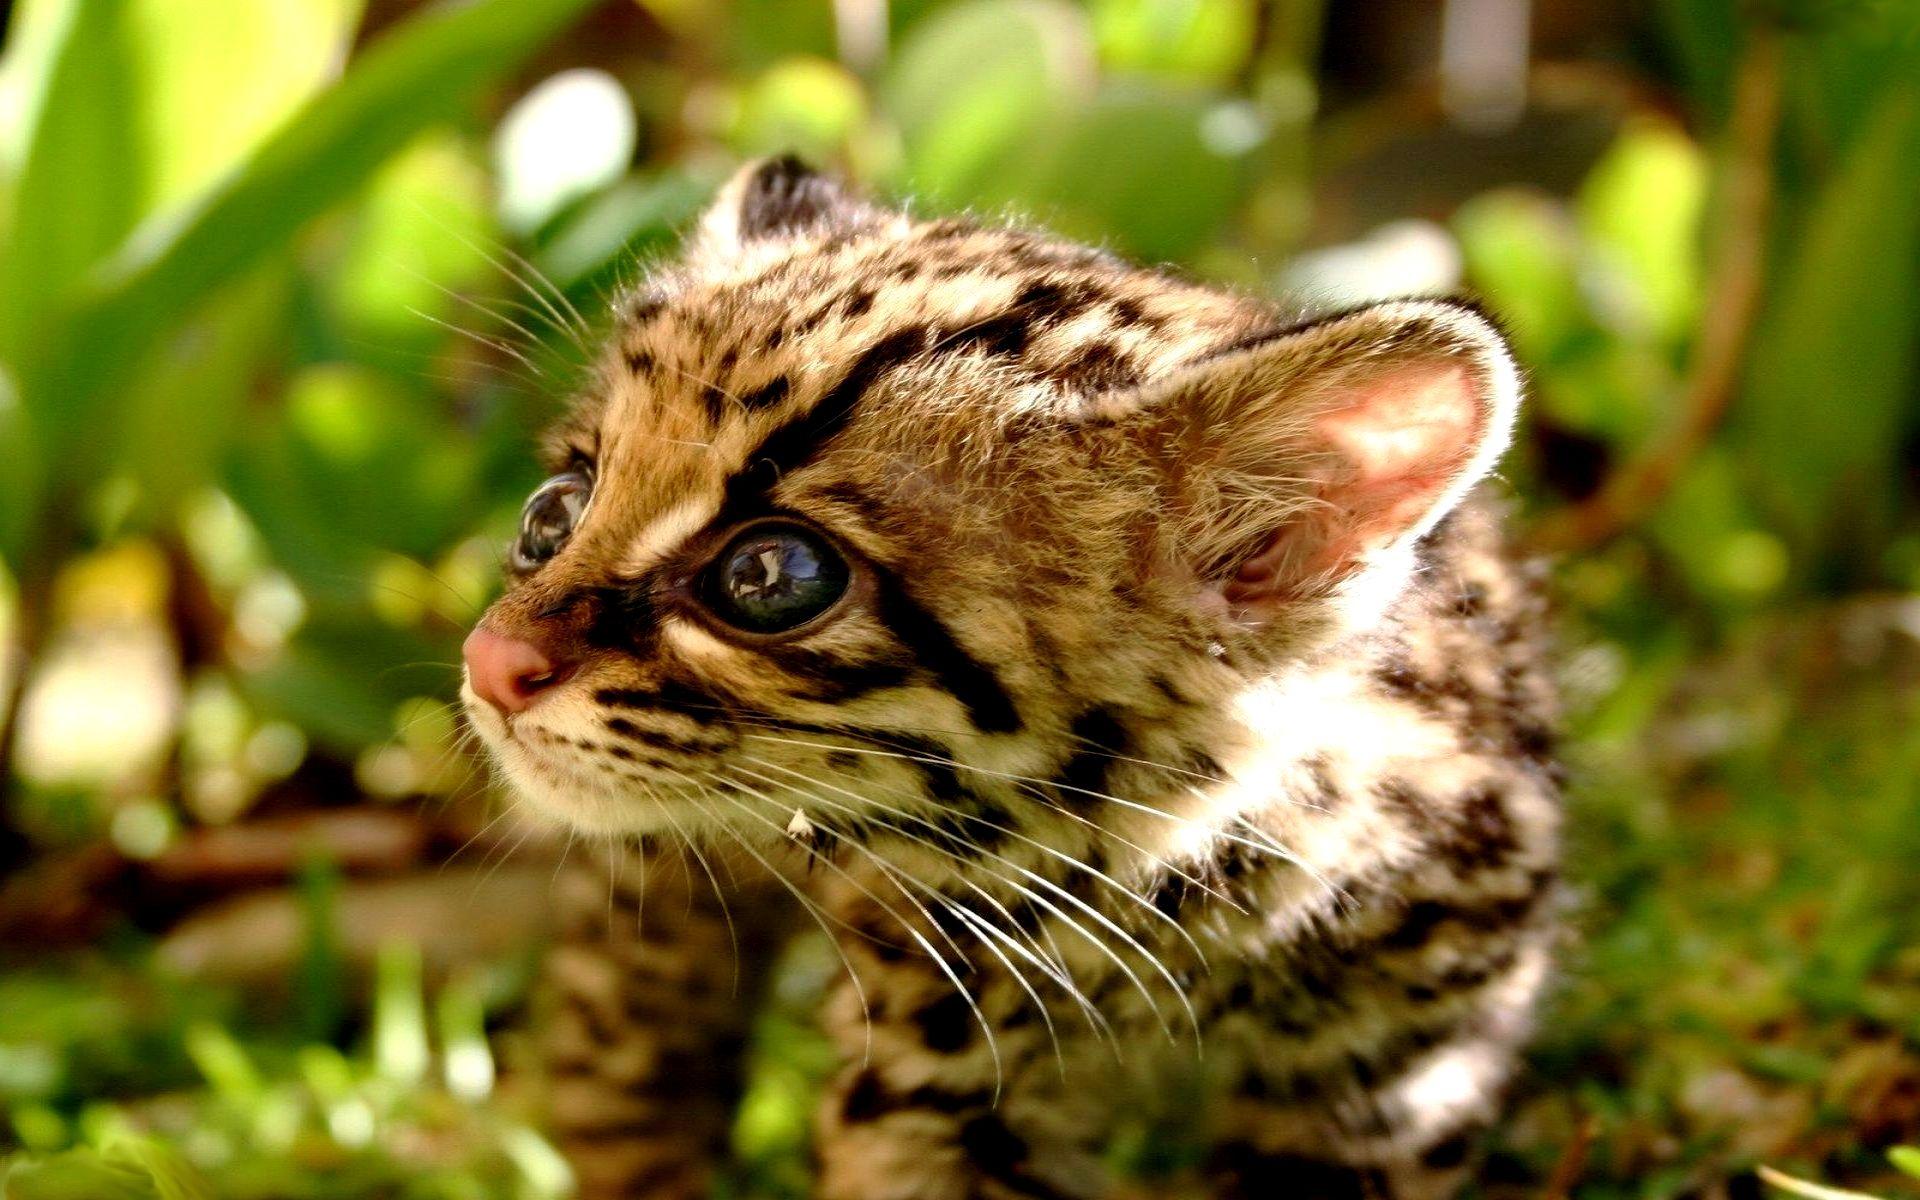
xmin=459 ymin=158 xmax=1561 ymax=1200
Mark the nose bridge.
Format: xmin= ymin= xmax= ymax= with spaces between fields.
xmin=483 ymin=562 xmax=602 ymax=652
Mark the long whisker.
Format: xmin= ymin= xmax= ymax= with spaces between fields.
xmin=407 ymin=306 xmax=547 ymax=377
xmin=729 ymin=747 xmax=1192 ymax=1044
xmin=409 ymin=203 xmax=591 ymax=349
xmin=713 ymin=776 xmax=1007 ymax=1094
xmin=737 ymin=730 xmax=1238 ymax=939
xmin=728 ymin=760 xmax=1100 ymax=1059
xmin=736 ymin=754 xmax=1130 ymax=1042
xmin=670 ymin=788 xmax=880 ymax=1067
xmin=714 ymin=713 xmax=1244 ymax=918
xmin=649 ymin=785 xmax=743 ymax=995
xmin=404 ymin=266 xmax=559 ymax=361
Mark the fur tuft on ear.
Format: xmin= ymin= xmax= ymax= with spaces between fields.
xmin=1144 ymin=299 xmax=1522 ymax=617
xmin=697 ymin=156 xmax=877 ymax=253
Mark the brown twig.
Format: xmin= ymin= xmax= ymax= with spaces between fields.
xmin=1540 ymin=1111 xmax=1599 ymax=1200
xmin=1526 ymin=29 xmax=1785 ymax=554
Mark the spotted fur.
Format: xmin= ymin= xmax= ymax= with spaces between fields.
xmin=463 ymin=158 xmax=1561 ymax=1199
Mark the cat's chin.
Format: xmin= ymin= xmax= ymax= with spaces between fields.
xmin=506 ymin=780 xmax=671 ymax=838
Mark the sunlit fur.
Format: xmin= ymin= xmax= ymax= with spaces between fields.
xmin=463 ymin=159 xmax=1561 ymax=1200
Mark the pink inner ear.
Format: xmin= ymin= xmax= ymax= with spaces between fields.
xmin=1227 ymin=362 xmax=1484 ymax=603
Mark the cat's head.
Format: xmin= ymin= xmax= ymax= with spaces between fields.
xmin=461 ymin=158 xmax=1520 ymax=861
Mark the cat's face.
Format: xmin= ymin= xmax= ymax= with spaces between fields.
xmin=461 ymin=159 xmax=1519 ymax=863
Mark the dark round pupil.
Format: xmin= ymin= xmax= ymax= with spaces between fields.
xmin=707 ymin=526 xmax=848 ymax=633
xmin=516 ymin=474 xmax=589 ymax=566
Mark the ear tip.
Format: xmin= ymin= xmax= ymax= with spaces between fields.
xmin=1365 ymin=295 xmax=1523 ymax=417
xmin=714 ymin=153 xmax=868 ymax=243
xmin=740 ymin=153 xmax=823 ymax=187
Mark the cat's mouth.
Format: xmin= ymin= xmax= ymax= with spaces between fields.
xmin=460 ymin=685 xmax=679 ymax=835
xmin=460 ymin=681 xmax=787 ymax=840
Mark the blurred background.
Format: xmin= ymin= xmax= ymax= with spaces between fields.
xmin=1 ymin=0 xmax=1918 ymax=1196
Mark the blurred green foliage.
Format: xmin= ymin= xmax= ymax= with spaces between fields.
xmin=2 ymin=0 xmax=1919 ymax=1197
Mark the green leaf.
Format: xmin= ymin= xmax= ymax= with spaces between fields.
xmin=328 ymin=134 xmax=493 ymax=350
xmin=372 ymin=941 xmax=428 ymax=1086
xmin=1577 ymin=117 xmax=1708 ymax=345
xmin=1757 ymin=1165 xmax=1886 ymax=1200
xmin=1740 ymin=79 xmax=1920 ymax=560
xmin=1 ymin=1151 xmax=163 ymax=1200
xmin=99 ymin=1140 xmax=212 ymax=1200
xmin=1889 ymin=1146 xmax=1920 ymax=1179
xmin=1453 ymin=191 xmax=1586 ymax=365
xmin=0 ymin=0 xmax=361 ymax=381
xmin=1 ymin=1138 xmax=212 ymax=1200
xmin=116 ymin=267 xmax=293 ymax=519
xmin=997 ymin=81 xmax=1254 ymax=263
xmin=535 ymin=170 xmax=714 ymax=292
xmin=0 ymin=0 xmax=143 ymax=361
xmin=120 ymin=0 xmax=366 ymax=217
xmin=731 ymin=57 xmax=869 ymax=161
xmin=884 ymin=0 xmax=1097 ymax=202
xmin=8 ymin=0 xmax=599 ymax=563
xmin=1090 ymin=0 xmax=1258 ymax=84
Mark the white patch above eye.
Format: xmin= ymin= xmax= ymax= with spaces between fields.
xmin=664 ymin=618 xmax=736 ymax=664
xmin=618 ymin=497 xmax=720 ymax=575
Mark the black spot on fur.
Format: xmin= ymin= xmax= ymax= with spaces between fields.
xmin=958 ymin=1114 xmax=1028 ymax=1174
xmin=945 ymin=308 xmax=1032 ymax=359
xmin=882 ymin=733 xmax=970 ymax=804
xmin=624 ymin=293 xmax=665 ymax=326
xmin=840 ymin=1070 xmax=887 ymax=1123
xmin=1421 ymin=1133 xmax=1477 ymax=1170
xmin=1054 ymin=339 xmax=1135 ymax=391
xmin=1014 ymin=278 xmax=1098 ymax=327
xmin=603 ymin=716 xmax=709 ymax=754
xmin=1209 ymin=1146 xmax=1380 ymax=1200
xmin=773 ymin=649 xmax=915 ymax=703
xmin=739 ymin=374 xmax=791 ymax=410
xmin=1058 ymin=706 xmax=1129 ymax=804
xmin=582 ymin=583 xmax=661 ymax=654
xmin=912 ymin=990 xmax=975 ymax=1053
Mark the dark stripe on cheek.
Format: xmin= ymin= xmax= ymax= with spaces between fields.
xmin=595 ymin=679 xmax=731 ymax=725
xmin=870 ymin=566 xmax=1020 ymax=734
xmin=602 ymin=716 xmax=717 ymax=754
xmin=1058 ymin=706 xmax=1130 ymax=802
xmin=770 ymin=648 xmax=916 ymax=703
xmin=884 ymin=732 xmax=970 ymax=804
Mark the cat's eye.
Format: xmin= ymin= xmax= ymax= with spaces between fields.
xmin=511 ymin=471 xmax=592 ymax=571
xmin=700 ymin=522 xmax=850 ymax=635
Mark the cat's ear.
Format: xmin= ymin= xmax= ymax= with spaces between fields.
xmin=1151 ymin=299 xmax=1521 ymax=616
xmin=697 ymin=156 xmax=876 ymax=252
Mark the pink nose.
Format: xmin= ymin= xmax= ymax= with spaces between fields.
xmin=463 ymin=626 xmax=571 ymax=715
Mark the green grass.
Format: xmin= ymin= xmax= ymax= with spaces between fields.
xmin=5 ymin=601 xmax=1919 ymax=1198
